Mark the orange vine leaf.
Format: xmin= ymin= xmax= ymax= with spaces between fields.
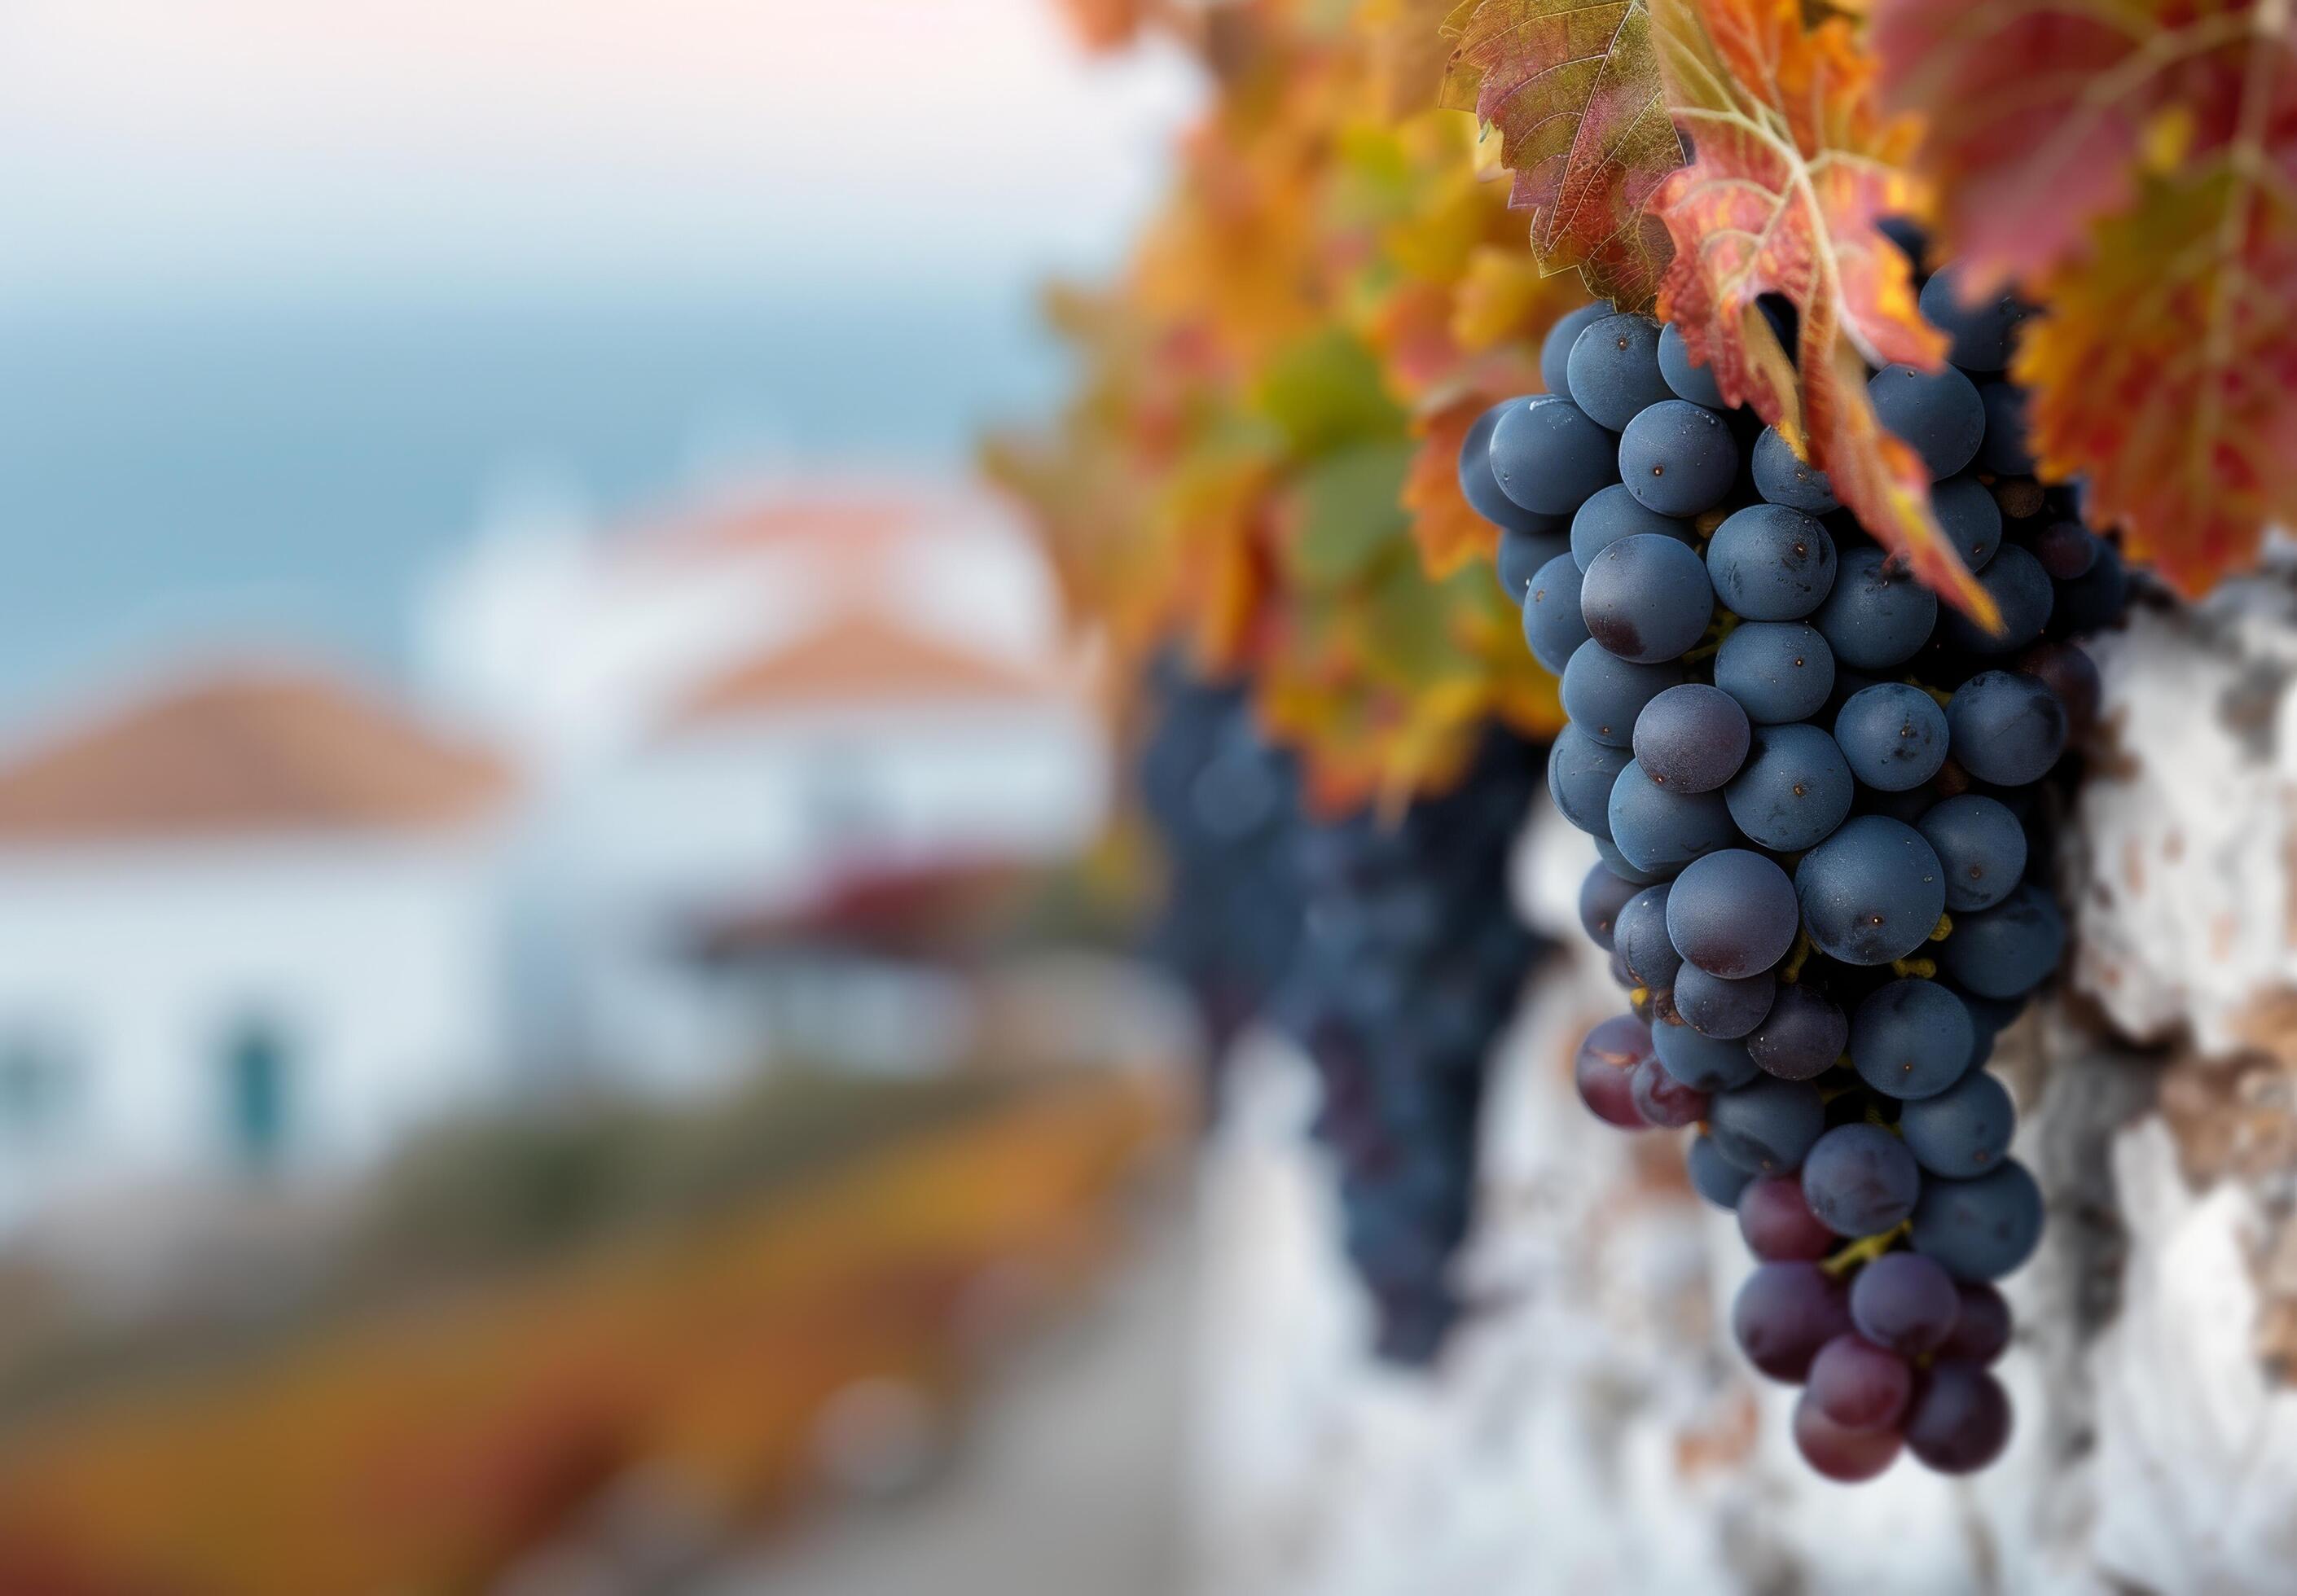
xmin=1646 ymin=0 xmax=1995 ymax=625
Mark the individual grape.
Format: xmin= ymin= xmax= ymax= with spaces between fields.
xmin=1709 ymin=1076 xmax=1826 ymax=1174
xmin=1977 ymin=382 xmax=2033 ymax=475
xmin=1849 ymin=979 xmax=1975 ymax=1101
xmin=1614 ymin=884 xmax=1682 ymax=990
xmin=1490 ymin=395 xmax=1620 ymax=515
xmin=1794 ymin=814 xmax=1948 ymax=967
xmin=1575 ymin=1013 xmax=1655 ymax=1129
xmin=1689 ymin=1131 xmax=1754 ymax=1208
xmin=1631 ymin=1054 xmax=1710 ymax=1128
xmin=1522 ymin=551 xmax=1592 ymax=673
xmin=1548 ymin=722 xmax=1635 ymax=838
xmin=2016 ymin=638 xmax=2101 ymax=739
xmin=1579 ymin=533 xmax=1715 ymax=664
xmin=1714 ymin=621 xmax=1835 ymax=724
xmin=1540 ymin=300 xmax=1614 ymax=396
xmin=1809 ymin=1334 xmax=1913 ymax=1432
xmin=2030 ymin=519 xmax=2099 ymax=581
xmin=1802 ymin=1123 xmax=1922 ymax=1237
xmin=1657 ymin=321 xmax=1725 ymax=409
xmin=1919 ymin=264 xmax=2027 ymax=372
xmin=1567 ymin=312 xmax=1673 ymax=429
xmin=1738 ymin=1172 xmax=1838 ymax=1261
xmin=1938 ymin=544 xmax=2053 ymax=656
xmin=1815 ymin=546 xmax=1939 ymax=670
xmin=1708 ymin=503 xmax=1838 ymax=620
xmin=1632 ymin=683 xmax=1750 ymax=793
xmin=1579 ymin=861 xmax=1643 ymax=949
xmin=1733 ymin=1260 xmax=1853 ymax=1382
xmin=1910 ymin=1160 xmax=2043 ymax=1281
xmin=1618 ymin=399 xmax=1741 ymax=516
xmin=1683 ymin=971 xmax=1777 ymax=1040
xmin=1654 ymin=1020 xmax=1761 ymax=1093
xmin=1856 ymin=783 xmax=1939 ymax=826
xmin=1724 ymin=722 xmax=1854 ymax=852
xmin=1869 ymin=362 xmax=1985 ymax=479
xmin=1793 ymin=1391 xmax=1904 ymax=1482
xmin=1900 ymin=1068 xmax=2016 ymax=1177
xmin=1596 ymin=838 xmax=1663 ymax=887
xmin=1667 ymin=848 xmax=1799 ymax=977
xmin=1570 ymin=482 xmax=1698 ymax=570
xmin=1747 ymin=984 xmax=1850 ymax=1082
xmin=1460 ymin=400 xmax=1566 ymax=536
xmin=2052 ymin=537 xmax=2128 ymax=634
xmin=1937 ymin=1281 xmax=2012 ymax=1364
xmin=1561 ymin=639 xmax=1683 ymax=747
xmin=1935 ymin=880 xmax=2065 ymax=999
xmin=1607 ymin=758 xmax=1737 ymax=876
xmin=1750 ymin=426 xmax=1839 ymax=514
xmin=1833 ymin=682 xmax=1950 ymax=793
xmin=1955 ymin=988 xmax=2027 ymax=1055
xmin=1849 ymin=1251 xmax=1961 ymax=1356
xmin=1916 ymin=793 xmax=2027 ymax=912
xmin=1947 ymin=669 xmax=2067 ymax=787
xmin=1934 ymin=473 xmax=2003 ymax=572
xmin=1494 ymin=525 xmax=1569 ymax=600
xmin=1903 ymin=1361 xmax=2012 ymax=1473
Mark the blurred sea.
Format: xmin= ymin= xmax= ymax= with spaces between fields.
xmin=0 ymin=287 xmax=1065 ymax=717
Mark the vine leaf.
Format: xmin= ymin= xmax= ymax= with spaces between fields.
xmin=1439 ymin=0 xmax=1684 ymax=308
xmin=1646 ymin=0 xmax=1995 ymax=624
xmin=1874 ymin=0 xmax=2297 ymax=597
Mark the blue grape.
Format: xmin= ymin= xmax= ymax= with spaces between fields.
xmin=1618 ymin=399 xmax=1741 ymax=516
xmin=1579 ymin=533 xmax=1715 ymax=663
xmin=1919 ymin=265 xmax=2027 ymax=373
xmin=1548 ymin=721 xmax=1634 ymax=837
xmin=1936 ymin=880 xmax=2064 ymax=998
xmin=1495 ymin=526 xmax=1570 ymax=600
xmin=1658 ymin=321 xmax=1724 ymax=409
xmin=1869 ymin=362 xmax=1985 ymax=479
xmin=1850 ymin=979 xmax=1975 ymax=1101
xmin=1911 ymin=1160 xmax=2042 ymax=1281
xmin=1900 ymin=1068 xmax=2016 ymax=1177
xmin=1939 ymin=544 xmax=2053 ymax=656
xmin=1708 ymin=503 xmax=1838 ymax=620
xmin=1850 ymin=1252 xmax=1960 ymax=1356
xmin=1689 ymin=1131 xmax=1755 ymax=1208
xmin=1794 ymin=814 xmax=1947 ymax=966
xmin=1676 ymin=964 xmax=1777 ymax=1039
xmin=1904 ymin=1361 xmax=2012 ymax=1474
xmin=1490 ymin=395 xmax=1620 ymax=515
xmin=1541 ymin=300 xmax=1614 ymax=396
xmin=1607 ymin=756 xmax=1737 ymax=876
xmin=2053 ymin=537 xmax=2128 ymax=634
xmin=1833 ymin=682 xmax=1950 ymax=792
xmin=1715 ymin=621 xmax=1835 ymax=724
xmin=1596 ymin=836 xmax=1664 ymax=886
xmin=1815 ymin=545 xmax=1939 ymax=670
xmin=1856 ymin=783 xmax=1938 ymax=826
xmin=1747 ymin=984 xmax=1849 ymax=1081
xmin=1459 ymin=400 xmax=1566 ymax=535
xmin=1567 ymin=312 xmax=1673 ymax=429
xmin=1733 ymin=1260 xmax=1852 ymax=1381
xmin=1614 ymin=883 xmax=1681 ymax=989
xmin=1724 ymin=722 xmax=1854 ymax=852
xmin=1570 ymin=482 xmax=1697 ymax=570
xmin=1561 ymin=639 xmax=1683 ymax=747
xmin=1917 ymin=793 xmax=2027 ymax=911
xmin=1946 ymin=669 xmax=2066 ymax=786
xmin=1667 ymin=848 xmax=1799 ymax=978
xmin=1632 ymin=682 xmax=1750 ymax=793
xmin=1978 ymin=382 xmax=2033 ymax=475
xmin=1522 ymin=551 xmax=1592 ymax=673
xmin=1802 ymin=1123 xmax=1922 ymax=1237
xmin=1710 ymin=1076 xmax=1826 ymax=1174
xmin=1751 ymin=427 xmax=1840 ymax=514
xmin=1934 ymin=474 xmax=2003 ymax=572
xmin=1579 ymin=861 xmax=1643 ymax=949
xmin=1656 ymin=1020 xmax=1761 ymax=1093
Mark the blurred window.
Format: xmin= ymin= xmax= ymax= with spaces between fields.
xmin=0 ymin=1036 xmax=74 ymax=1141
xmin=222 ymin=1020 xmax=292 ymax=1169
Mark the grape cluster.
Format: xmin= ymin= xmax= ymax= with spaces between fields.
xmin=1465 ymin=259 xmax=2127 ymax=1478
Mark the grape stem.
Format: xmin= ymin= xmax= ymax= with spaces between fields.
xmin=1821 ymin=1222 xmax=1912 ymax=1278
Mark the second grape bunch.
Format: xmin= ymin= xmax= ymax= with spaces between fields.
xmin=1465 ymin=257 xmax=2127 ymax=1482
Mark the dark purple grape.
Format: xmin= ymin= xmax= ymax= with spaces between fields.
xmin=1939 ymin=544 xmax=2053 ymax=656
xmin=1570 ymin=482 xmax=1698 ymax=570
xmin=1935 ymin=473 xmax=2004 ymax=571
xmin=1708 ymin=503 xmax=1838 ymax=620
xmin=1579 ymin=862 xmax=1643 ymax=949
xmin=1614 ymin=883 xmax=1681 ymax=989
xmin=1632 ymin=682 xmax=1750 ymax=794
xmin=1869 ymin=362 xmax=1985 ymax=480
xmin=1460 ymin=400 xmax=1566 ymax=536
xmin=1911 ymin=1160 xmax=2043 ymax=1281
xmin=1850 ymin=980 xmax=1975 ymax=1101
xmin=2031 ymin=518 xmax=2100 ymax=581
xmin=1733 ymin=1260 xmax=1853 ymax=1382
xmin=1567 ymin=312 xmax=1673 ymax=429
xmin=2016 ymin=638 xmax=2101 ymax=738
xmin=1747 ymin=984 xmax=1849 ymax=1082
xmin=1917 ymin=794 xmax=2027 ymax=912
xmin=1739 ymin=1172 xmax=1837 ymax=1261
xmin=1561 ymin=639 xmax=1682 ymax=746
xmin=1657 ymin=321 xmax=1724 ymax=409
xmin=1947 ymin=669 xmax=2067 ymax=787
xmin=1540 ymin=301 xmax=1613 ymax=396
xmin=1709 ymin=1076 xmax=1826 ymax=1174
xmin=1522 ymin=551 xmax=1592 ymax=673
xmin=1495 ymin=525 xmax=1570 ymax=600
xmin=1715 ymin=621 xmax=1835 ymax=724
xmin=1618 ymin=399 xmax=1741 ymax=516
xmin=1793 ymin=1391 xmax=1904 ymax=1482
xmin=1937 ymin=1281 xmax=2012 ymax=1364
xmin=1750 ymin=426 xmax=1839 ymax=514
xmin=1607 ymin=757 xmax=1738 ymax=877
xmin=1978 ymin=381 xmax=2033 ymax=474
xmin=1548 ymin=722 xmax=1634 ymax=838
xmin=1900 ymin=1068 xmax=2016 ymax=1177
xmin=1803 ymin=1124 xmax=1922 ymax=1237
xmin=1814 ymin=546 xmax=1939 ymax=670
xmin=1920 ymin=265 xmax=2027 ymax=373
xmin=1675 ymin=963 xmax=1777 ymax=1039
xmin=1834 ymin=682 xmax=1949 ymax=793
xmin=1689 ymin=1131 xmax=1753 ymax=1208
xmin=1575 ymin=1014 xmax=1655 ymax=1129
xmin=1654 ymin=1019 xmax=1760 ymax=1093
xmin=1631 ymin=1054 xmax=1710 ymax=1127
xmin=1936 ymin=881 xmax=2065 ymax=998
xmin=1667 ymin=848 xmax=1799 ymax=978
xmin=1849 ymin=1251 xmax=1960 ymax=1355
xmin=2053 ymin=537 xmax=2128 ymax=634
xmin=1794 ymin=814 xmax=1948 ymax=967
xmin=1724 ymin=722 xmax=1853 ymax=852
xmin=1491 ymin=395 xmax=1619 ymax=515
xmin=1809 ymin=1333 xmax=1913 ymax=1431
xmin=1580 ymin=533 xmax=1716 ymax=664
xmin=1904 ymin=1361 xmax=2012 ymax=1473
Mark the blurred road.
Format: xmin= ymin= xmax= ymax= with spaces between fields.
xmin=713 ymin=1198 xmax=1194 ymax=1596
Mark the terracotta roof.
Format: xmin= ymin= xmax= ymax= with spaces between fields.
xmin=664 ymin=612 xmax=1063 ymax=731
xmin=626 ymin=489 xmax=954 ymax=568
xmin=0 ymin=669 xmax=514 ymax=844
